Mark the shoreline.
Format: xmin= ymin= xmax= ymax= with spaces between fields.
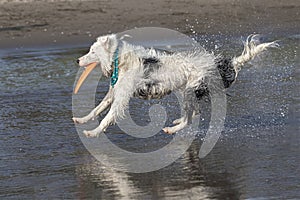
xmin=0 ymin=0 xmax=299 ymax=50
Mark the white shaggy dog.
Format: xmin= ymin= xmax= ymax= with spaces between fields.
xmin=73 ymin=34 xmax=278 ymax=137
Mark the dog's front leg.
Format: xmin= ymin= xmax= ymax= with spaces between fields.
xmin=83 ymin=93 xmax=131 ymax=137
xmin=83 ymin=71 xmax=137 ymax=137
xmin=73 ymin=88 xmax=113 ymax=124
xmin=83 ymin=110 xmax=115 ymax=137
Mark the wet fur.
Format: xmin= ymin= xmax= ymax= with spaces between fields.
xmin=73 ymin=34 xmax=278 ymax=137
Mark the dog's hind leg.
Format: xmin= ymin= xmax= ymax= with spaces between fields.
xmin=163 ymin=109 xmax=194 ymax=134
xmin=73 ymin=88 xmax=113 ymax=124
xmin=172 ymin=111 xmax=196 ymax=125
xmin=172 ymin=117 xmax=184 ymax=125
xmin=163 ymin=89 xmax=196 ymax=134
xmin=163 ymin=116 xmax=190 ymax=134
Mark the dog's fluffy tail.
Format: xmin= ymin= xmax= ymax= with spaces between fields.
xmin=232 ymin=34 xmax=279 ymax=76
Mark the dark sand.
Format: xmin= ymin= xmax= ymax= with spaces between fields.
xmin=0 ymin=0 xmax=299 ymax=49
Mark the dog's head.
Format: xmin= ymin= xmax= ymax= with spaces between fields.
xmin=77 ymin=34 xmax=118 ymax=71
xmin=74 ymin=34 xmax=118 ymax=94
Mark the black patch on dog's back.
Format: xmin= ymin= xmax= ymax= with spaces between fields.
xmin=143 ymin=57 xmax=160 ymax=64
xmin=142 ymin=57 xmax=161 ymax=78
xmin=195 ymin=58 xmax=236 ymax=100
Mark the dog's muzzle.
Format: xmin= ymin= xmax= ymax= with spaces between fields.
xmin=74 ymin=62 xmax=98 ymax=94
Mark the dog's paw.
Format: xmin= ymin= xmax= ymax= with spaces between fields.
xmin=162 ymin=127 xmax=176 ymax=135
xmin=163 ymin=121 xmax=187 ymax=134
xmin=83 ymin=130 xmax=98 ymax=138
xmin=72 ymin=117 xmax=87 ymax=124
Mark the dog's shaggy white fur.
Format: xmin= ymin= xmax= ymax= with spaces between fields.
xmin=73 ymin=34 xmax=278 ymax=137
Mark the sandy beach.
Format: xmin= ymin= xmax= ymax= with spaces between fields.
xmin=0 ymin=0 xmax=299 ymax=49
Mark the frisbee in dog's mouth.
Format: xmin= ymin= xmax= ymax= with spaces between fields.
xmin=74 ymin=62 xmax=98 ymax=94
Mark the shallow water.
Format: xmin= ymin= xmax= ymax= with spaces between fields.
xmin=0 ymin=34 xmax=299 ymax=199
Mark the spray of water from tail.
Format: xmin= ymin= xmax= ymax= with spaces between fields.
xmin=232 ymin=34 xmax=279 ymax=77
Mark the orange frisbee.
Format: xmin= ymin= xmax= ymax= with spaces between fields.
xmin=74 ymin=62 xmax=97 ymax=94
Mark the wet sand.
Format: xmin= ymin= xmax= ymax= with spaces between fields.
xmin=0 ymin=0 xmax=299 ymax=49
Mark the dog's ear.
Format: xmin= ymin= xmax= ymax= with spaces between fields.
xmin=97 ymin=34 xmax=117 ymax=51
xmin=120 ymin=34 xmax=132 ymax=40
xmin=98 ymin=36 xmax=110 ymax=50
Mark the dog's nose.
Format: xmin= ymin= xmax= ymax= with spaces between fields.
xmin=76 ymin=59 xmax=80 ymax=64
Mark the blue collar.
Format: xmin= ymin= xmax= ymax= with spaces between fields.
xmin=111 ymin=47 xmax=119 ymax=87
